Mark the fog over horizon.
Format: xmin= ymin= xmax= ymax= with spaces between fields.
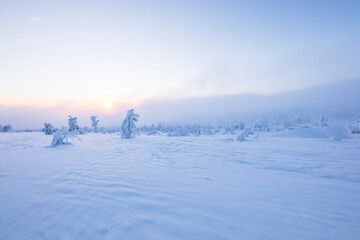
xmin=1 ymin=79 xmax=359 ymax=130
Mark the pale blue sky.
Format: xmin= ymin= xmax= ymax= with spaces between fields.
xmin=0 ymin=0 xmax=359 ymax=107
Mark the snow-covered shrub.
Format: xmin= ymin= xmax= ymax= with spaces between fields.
xmin=121 ymin=109 xmax=140 ymax=139
xmin=283 ymin=122 xmax=293 ymax=130
xmin=223 ymin=122 xmax=245 ymax=135
xmin=77 ymin=127 xmax=87 ymax=134
xmin=82 ymin=126 xmax=91 ymax=133
xmin=349 ymin=119 xmax=360 ymax=134
xmin=223 ymin=123 xmax=242 ymax=134
xmin=156 ymin=123 xmax=165 ymax=132
xmin=138 ymin=123 xmax=217 ymax=136
xmin=200 ymin=125 xmax=216 ymax=135
xmin=1 ymin=124 xmax=13 ymax=132
xmin=319 ymin=115 xmax=328 ymax=127
xmin=50 ymin=128 xmax=80 ymax=147
xmin=43 ymin=122 xmax=55 ymax=135
xmin=147 ymin=125 xmax=159 ymax=135
xmin=68 ymin=115 xmax=80 ymax=132
xmin=237 ymin=122 xmax=245 ymax=131
xmin=165 ymin=125 xmax=202 ymax=137
xmin=51 ymin=129 xmax=67 ymax=147
xmin=139 ymin=124 xmax=158 ymax=135
xmin=237 ymin=129 xmax=250 ymax=142
xmin=254 ymin=121 xmax=270 ymax=132
xmin=167 ymin=126 xmax=189 ymax=137
xmin=140 ymin=124 xmax=221 ymax=137
xmin=90 ymin=116 xmax=100 ymax=132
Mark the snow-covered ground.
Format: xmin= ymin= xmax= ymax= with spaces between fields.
xmin=1 ymin=130 xmax=360 ymax=239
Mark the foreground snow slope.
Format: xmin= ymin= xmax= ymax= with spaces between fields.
xmin=0 ymin=132 xmax=360 ymax=239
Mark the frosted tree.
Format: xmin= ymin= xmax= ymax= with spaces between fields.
xmin=237 ymin=129 xmax=249 ymax=142
xmin=319 ymin=115 xmax=328 ymax=127
xmin=51 ymin=129 xmax=67 ymax=147
xmin=68 ymin=115 xmax=79 ymax=132
xmin=284 ymin=122 xmax=291 ymax=130
xmin=121 ymin=109 xmax=140 ymax=139
xmin=50 ymin=128 xmax=80 ymax=147
xmin=90 ymin=116 xmax=100 ymax=132
xmin=43 ymin=123 xmax=54 ymax=135
xmin=349 ymin=119 xmax=360 ymax=134
xmin=2 ymin=125 xmax=13 ymax=132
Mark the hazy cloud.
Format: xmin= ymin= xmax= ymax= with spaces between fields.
xmin=2 ymin=79 xmax=358 ymax=129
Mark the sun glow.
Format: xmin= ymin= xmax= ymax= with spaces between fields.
xmin=103 ymin=102 xmax=113 ymax=109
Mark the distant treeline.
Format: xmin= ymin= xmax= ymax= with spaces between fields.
xmin=0 ymin=124 xmax=13 ymax=132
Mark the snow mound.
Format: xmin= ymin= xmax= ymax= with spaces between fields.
xmin=270 ymin=126 xmax=353 ymax=139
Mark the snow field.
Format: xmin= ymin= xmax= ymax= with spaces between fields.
xmin=0 ymin=132 xmax=360 ymax=239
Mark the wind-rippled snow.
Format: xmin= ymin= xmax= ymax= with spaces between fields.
xmin=0 ymin=132 xmax=359 ymax=239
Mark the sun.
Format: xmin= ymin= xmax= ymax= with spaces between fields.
xmin=103 ymin=102 xmax=113 ymax=109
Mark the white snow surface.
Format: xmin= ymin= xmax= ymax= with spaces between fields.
xmin=270 ymin=126 xmax=354 ymax=139
xmin=1 ymin=132 xmax=360 ymax=239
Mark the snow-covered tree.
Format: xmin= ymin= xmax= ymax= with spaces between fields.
xmin=121 ymin=109 xmax=139 ymax=139
xmin=319 ymin=115 xmax=328 ymax=127
xmin=51 ymin=129 xmax=67 ymax=147
xmin=50 ymin=128 xmax=80 ymax=147
xmin=284 ymin=122 xmax=292 ymax=130
xmin=90 ymin=116 xmax=100 ymax=132
xmin=139 ymin=124 xmax=158 ymax=135
xmin=68 ymin=115 xmax=79 ymax=132
xmin=349 ymin=119 xmax=360 ymax=134
xmin=254 ymin=121 xmax=270 ymax=132
xmin=237 ymin=129 xmax=250 ymax=142
xmin=43 ymin=122 xmax=54 ymax=135
xmin=1 ymin=124 xmax=13 ymax=132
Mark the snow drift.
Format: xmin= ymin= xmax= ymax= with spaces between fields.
xmin=269 ymin=126 xmax=354 ymax=139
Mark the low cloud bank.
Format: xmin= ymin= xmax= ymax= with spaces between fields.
xmin=137 ymin=79 xmax=360 ymax=125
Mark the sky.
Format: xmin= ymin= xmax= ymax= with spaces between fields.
xmin=0 ymin=0 xmax=360 ymax=128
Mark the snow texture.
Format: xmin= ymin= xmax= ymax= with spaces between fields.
xmin=0 ymin=129 xmax=360 ymax=239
